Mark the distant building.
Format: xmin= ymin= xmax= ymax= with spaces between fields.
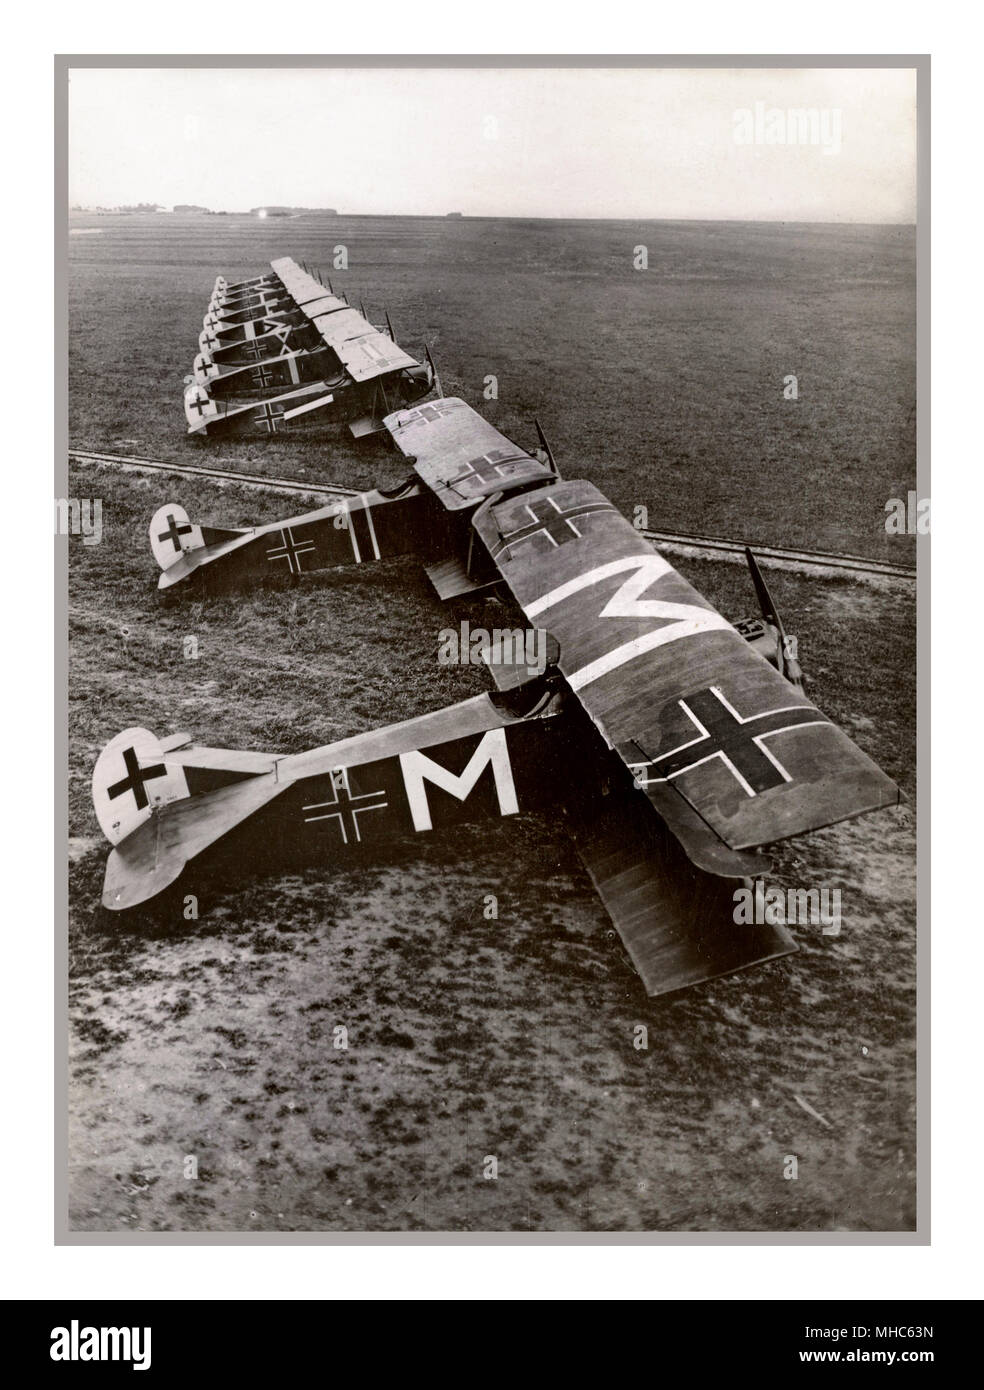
xmin=447 ymin=211 xmax=463 ymax=218
xmin=173 ymin=204 xmax=210 ymax=214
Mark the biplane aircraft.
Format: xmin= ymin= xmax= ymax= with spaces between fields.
xmin=95 ymin=397 xmax=901 ymax=997
xmin=186 ymin=258 xmax=435 ymax=440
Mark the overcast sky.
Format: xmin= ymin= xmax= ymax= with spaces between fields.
xmin=68 ymin=66 xmax=917 ymax=222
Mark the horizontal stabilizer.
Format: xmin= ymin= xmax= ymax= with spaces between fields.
xmin=158 ymin=734 xmax=281 ymax=776
xmin=156 ymin=528 xmax=258 ymax=589
xmin=93 ymin=728 xmax=192 ymax=846
xmin=102 ymin=769 xmax=287 ymax=910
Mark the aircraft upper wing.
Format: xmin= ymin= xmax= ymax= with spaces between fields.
xmin=270 ymin=256 xmax=421 ymax=380
xmin=384 ymin=397 xmax=556 ymax=511
xmin=309 ymin=307 xmax=420 ymax=380
xmin=472 ymin=478 xmax=900 ymax=873
xmin=269 ymin=256 xmax=338 ymax=308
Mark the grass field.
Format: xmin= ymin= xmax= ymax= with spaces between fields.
xmin=70 ymin=213 xmax=916 ymax=559
xmin=67 ymin=214 xmax=917 ymax=1233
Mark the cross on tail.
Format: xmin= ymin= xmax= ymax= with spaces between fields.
xmin=158 ymin=513 xmax=193 ymax=552
xmin=107 ymin=746 xmax=168 ymax=811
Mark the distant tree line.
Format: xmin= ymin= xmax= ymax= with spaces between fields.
xmin=69 ymin=202 xmax=340 ymax=215
xmin=250 ymin=206 xmax=338 ymax=216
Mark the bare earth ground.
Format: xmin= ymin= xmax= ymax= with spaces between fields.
xmin=67 ymin=215 xmax=917 ymax=1232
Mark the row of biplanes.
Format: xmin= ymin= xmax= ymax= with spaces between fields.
xmin=185 ymin=257 xmax=437 ymax=438
xmin=89 ymin=257 xmax=902 ymax=999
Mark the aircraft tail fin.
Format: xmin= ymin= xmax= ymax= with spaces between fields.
xmin=93 ymin=727 xmax=196 ymax=849
xmin=94 ymin=727 xmax=284 ymax=909
xmin=149 ymin=504 xmax=248 ymax=574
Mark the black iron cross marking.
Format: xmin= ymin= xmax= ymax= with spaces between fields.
xmin=410 ymin=401 xmax=460 ymax=424
xmin=302 ymin=767 xmax=388 ymax=844
xmin=446 ymin=450 xmax=535 ymax=494
xmin=252 ymin=363 xmax=277 ymax=388
xmin=266 ymin=526 xmax=316 ymax=574
xmin=158 ymin=513 xmax=193 ymax=552
xmin=491 ymin=496 xmax=616 ymax=559
xmin=224 ymin=297 xmax=273 ymax=322
xmin=255 ymin=402 xmax=284 ymax=433
xmin=107 ymin=746 xmax=167 ymax=811
xmin=635 ymin=686 xmax=829 ymax=797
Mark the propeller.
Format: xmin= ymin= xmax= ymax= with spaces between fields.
xmin=424 ymin=345 xmax=443 ymax=399
xmin=534 ymin=417 xmax=560 ymax=478
xmin=360 ymin=298 xmax=369 ymax=320
xmin=744 ymin=547 xmax=804 ymax=689
xmin=385 ymin=310 xmax=397 ymax=342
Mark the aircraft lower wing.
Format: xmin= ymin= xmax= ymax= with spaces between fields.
xmin=473 ymin=478 xmax=901 ymax=873
xmin=574 ymin=787 xmax=796 ymax=996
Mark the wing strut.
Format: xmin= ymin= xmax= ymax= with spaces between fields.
xmin=424 ymin=345 xmax=444 ymax=399
xmin=744 ymin=547 xmax=804 ymax=688
xmin=534 ymin=418 xmax=560 ymax=478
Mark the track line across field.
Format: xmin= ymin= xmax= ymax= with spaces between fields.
xmin=69 ymin=447 xmax=917 ymax=585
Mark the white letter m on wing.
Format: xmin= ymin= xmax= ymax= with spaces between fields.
xmin=526 ymin=554 xmax=732 ymax=691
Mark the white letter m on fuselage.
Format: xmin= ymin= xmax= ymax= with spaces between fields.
xmin=399 ymin=728 xmax=518 ymax=832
